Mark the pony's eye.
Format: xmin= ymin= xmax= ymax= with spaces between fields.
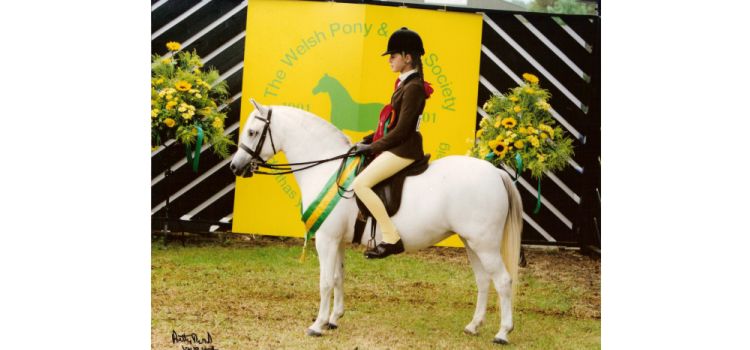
xmin=248 ymin=130 xmax=257 ymax=137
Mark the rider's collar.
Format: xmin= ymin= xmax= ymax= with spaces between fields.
xmin=398 ymin=69 xmax=418 ymax=87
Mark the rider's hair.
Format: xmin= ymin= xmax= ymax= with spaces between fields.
xmin=402 ymin=51 xmax=424 ymax=83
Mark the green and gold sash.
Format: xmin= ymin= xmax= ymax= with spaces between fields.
xmin=299 ymin=155 xmax=363 ymax=261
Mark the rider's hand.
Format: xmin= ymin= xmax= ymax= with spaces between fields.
xmin=354 ymin=142 xmax=373 ymax=155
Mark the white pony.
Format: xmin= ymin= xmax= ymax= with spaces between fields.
xmin=230 ymin=99 xmax=523 ymax=344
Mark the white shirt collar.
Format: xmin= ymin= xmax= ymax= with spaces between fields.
xmin=398 ymin=69 xmax=418 ymax=87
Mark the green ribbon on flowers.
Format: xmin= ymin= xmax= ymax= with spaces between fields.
xmin=185 ymin=126 xmax=204 ymax=172
xmin=513 ymin=152 xmax=523 ymax=183
xmin=484 ymin=150 xmax=541 ymax=214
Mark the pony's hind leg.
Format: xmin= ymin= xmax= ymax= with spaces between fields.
xmin=462 ymin=240 xmax=490 ymax=335
xmin=475 ymin=248 xmax=514 ymax=344
xmin=328 ymin=242 xmax=346 ymax=329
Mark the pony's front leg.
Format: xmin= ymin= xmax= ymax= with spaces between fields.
xmin=328 ymin=242 xmax=346 ymax=328
xmin=307 ymin=233 xmax=338 ymax=336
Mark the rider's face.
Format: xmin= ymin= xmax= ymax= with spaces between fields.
xmin=389 ymin=53 xmax=412 ymax=73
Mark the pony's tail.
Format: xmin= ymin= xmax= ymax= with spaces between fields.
xmin=499 ymin=171 xmax=523 ymax=297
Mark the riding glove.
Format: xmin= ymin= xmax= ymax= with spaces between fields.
xmin=354 ymin=142 xmax=373 ymax=155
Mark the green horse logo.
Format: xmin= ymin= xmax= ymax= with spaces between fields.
xmin=312 ymin=74 xmax=382 ymax=132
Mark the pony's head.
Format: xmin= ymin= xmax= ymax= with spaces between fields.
xmin=229 ymin=98 xmax=280 ymax=177
xmin=311 ymin=73 xmax=335 ymax=95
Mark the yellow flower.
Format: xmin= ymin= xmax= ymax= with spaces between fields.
xmin=195 ymin=93 xmax=202 ymax=99
xmin=488 ymin=137 xmax=509 ymax=157
xmin=514 ymin=140 xmax=525 ymax=149
xmin=151 ymin=109 xmax=158 ymax=118
xmin=476 ymin=129 xmax=484 ymax=138
xmin=524 ymin=87 xmax=535 ymax=94
xmin=175 ymin=81 xmax=191 ymax=91
xmin=189 ymin=89 xmax=198 ymax=94
xmin=166 ymin=101 xmax=177 ymax=110
xmin=518 ymin=126 xmax=527 ymax=134
xmin=522 ymin=73 xmax=539 ymax=84
xmin=539 ymin=124 xmax=554 ymax=138
xmin=213 ymin=117 xmax=223 ymax=129
xmin=161 ymin=58 xmax=172 ymax=64
xmin=526 ymin=126 xmax=538 ymax=134
xmin=536 ymin=153 xmax=546 ymax=162
xmin=166 ymin=94 xmax=173 ymax=100
xmin=181 ymin=112 xmax=192 ymax=120
xmin=164 ymin=118 xmax=176 ymax=128
xmin=501 ymin=117 xmax=517 ymax=129
xmin=479 ymin=118 xmax=489 ymax=128
xmin=527 ymin=135 xmax=540 ymax=148
xmin=193 ymin=67 xmax=201 ymax=74
xmin=513 ymin=105 xmax=522 ymax=113
xmin=509 ymin=95 xmax=519 ymax=102
xmin=541 ymin=133 xmax=549 ymax=140
xmin=536 ymin=100 xmax=551 ymax=111
xmin=178 ymin=105 xmax=186 ymax=112
xmin=158 ymin=90 xmax=166 ymax=98
xmin=494 ymin=120 xmax=502 ymax=128
xmin=166 ymin=41 xmax=181 ymax=51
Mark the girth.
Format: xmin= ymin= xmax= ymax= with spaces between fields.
xmin=352 ymin=154 xmax=431 ymax=245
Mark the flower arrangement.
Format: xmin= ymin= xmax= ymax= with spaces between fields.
xmin=470 ymin=73 xmax=574 ymax=179
xmin=151 ymin=41 xmax=234 ymax=161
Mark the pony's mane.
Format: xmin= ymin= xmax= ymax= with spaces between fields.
xmin=276 ymin=105 xmax=352 ymax=147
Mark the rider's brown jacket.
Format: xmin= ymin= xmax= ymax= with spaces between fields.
xmin=364 ymin=73 xmax=426 ymax=160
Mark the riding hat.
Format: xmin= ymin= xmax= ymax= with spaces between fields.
xmin=382 ymin=27 xmax=425 ymax=56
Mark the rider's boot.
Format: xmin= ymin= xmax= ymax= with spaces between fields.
xmin=365 ymin=239 xmax=404 ymax=259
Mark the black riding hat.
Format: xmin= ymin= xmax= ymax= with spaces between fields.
xmin=381 ymin=27 xmax=425 ymax=56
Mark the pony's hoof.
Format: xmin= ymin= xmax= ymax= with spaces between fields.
xmin=327 ymin=323 xmax=338 ymax=330
xmin=493 ymin=337 xmax=509 ymax=345
xmin=306 ymin=328 xmax=322 ymax=337
xmin=463 ymin=327 xmax=478 ymax=336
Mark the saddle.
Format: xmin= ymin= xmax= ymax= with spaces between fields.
xmin=352 ymin=154 xmax=431 ymax=245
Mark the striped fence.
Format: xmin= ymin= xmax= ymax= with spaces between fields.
xmin=150 ymin=0 xmax=601 ymax=250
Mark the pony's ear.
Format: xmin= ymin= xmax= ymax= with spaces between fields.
xmin=250 ymin=98 xmax=268 ymax=117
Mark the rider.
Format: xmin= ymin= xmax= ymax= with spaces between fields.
xmin=352 ymin=27 xmax=434 ymax=259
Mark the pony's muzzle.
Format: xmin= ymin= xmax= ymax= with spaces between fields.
xmin=230 ymin=161 xmax=255 ymax=178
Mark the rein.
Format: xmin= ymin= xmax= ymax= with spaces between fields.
xmin=237 ymin=107 xmax=359 ymax=180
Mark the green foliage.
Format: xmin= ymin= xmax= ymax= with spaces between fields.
xmin=151 ymin=42 xmax=234 ymax=158
xmin=530 ymin=0 xmax=598 ymax=15
xmin=470 ymin=73 xmax=575 ymax=179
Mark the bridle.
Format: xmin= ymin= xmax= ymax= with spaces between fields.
xmin=237 ymin=108 xmax=278 ymax=177
xmin=236 ymin=108 xmax=360 ymax=186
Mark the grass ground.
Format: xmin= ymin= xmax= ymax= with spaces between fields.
xmin=152 ymin=235 xmax=600 ymax=349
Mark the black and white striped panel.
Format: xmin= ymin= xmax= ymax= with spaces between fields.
xmin=477 ymin=12 xmax=599 ymax=246
xmin=151 ymin=0 xmax=248 ymax=232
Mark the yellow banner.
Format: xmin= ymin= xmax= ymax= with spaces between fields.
xmin=233 ymin=0 xmax=483 ymax=247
